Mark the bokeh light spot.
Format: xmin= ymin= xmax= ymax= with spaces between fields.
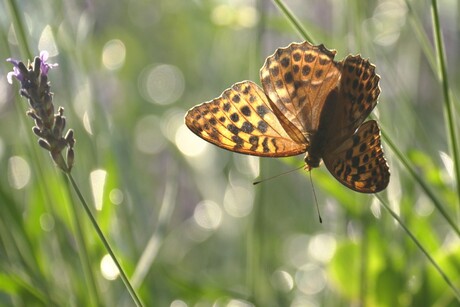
xmin=226 ymin=299 xmax=254 ymax=307
xmin=291 ymin=297 xmax=317 ymax=307
xmin=223 ymin=185 xmax=254 ymax=218
xmin=370 ymin=197 xmax=382 ymax=219
xmin=38 ymin=25 xmax=58 ymax=57
xmin=295 ymin=264 xmax=327 ymax=295
xmin=440 ymin=151 xmax=454 ymax=184
xmin=193 ymin=200 xmax=222 ymax=230
xmin=39 ymin=213 xmax=55 ymax=232
xmin=82 ymin=111 xmax=93 ymax=135
xmin=369 ymin=0 xmax=407 ymax=46
xmin=271 ymin=270 xmax=294 ymax=292
xmin=211 ymin=4 xmax=258 ymax=28
xmin=0 ymin=77 xmax=9 ymax=112
xmin=236 ymin=6 xmax=259 ymax=28
xmin=308 ymin=233 xmax=336 ymax=263
xmin=73 ymin=81 xmax=93 ymax=133
xmin=233 ymin=155 xmax=260 ymax=178
xmin=284 ymin=234 xmax=310 ymax=268
xmin=170 ymin=300 xmax=188 ymax=307
xmin=175 ymin=124 xmax=208 ymax=157
xmin=102 ymin=39 xmax=126 ymax=70
xmin=8 ymin=156 xmax=31 ymax=189
xmin=135 ymin=115 xmax=166 ymax=154
xmin=100 ymin=254 xmax=119 ymax=280
xmin=139 ymin=64 xmax=184 ymax=105
xmin=211 ymin=5 xmax=234 ymax=26
xmin=90 ymin=169 xmax=107 ymax=211
xmin=415 ymin=195 xmax=434 ymax=217
xmin=109 ymin=188 xmax=124 ymax=205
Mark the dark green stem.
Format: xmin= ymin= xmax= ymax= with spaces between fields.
xmin=430 ymin=0 xmax=460 ymax=218
xmin=67 ymin=173 xmax=144 ymax=307
xmin=272 ymin=0 xmax=314 ymax=43
xmin=5 ymin=0 xmax=32 ymax=59
xmin=380 ymin=129 xmax=460 ymax=237
xmin=376 ymin=194 xmax=460 ymax=301
xmin=63 ymin=172 xmax=101 ymax=306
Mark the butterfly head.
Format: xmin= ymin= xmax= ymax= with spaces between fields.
xmin=304 ymin=154 xmax=322 ymax=171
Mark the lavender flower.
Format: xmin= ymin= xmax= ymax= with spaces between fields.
xmin=6 ymin=52 xmax=75 ymax=172
xmin=39 ymin=51 xmax=58 ymax=76
xmin=6 ymin=58 xmax=24 ymax=84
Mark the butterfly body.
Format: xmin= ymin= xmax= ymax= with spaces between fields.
xmin=185 ymin=41 xmax=389 ymax=193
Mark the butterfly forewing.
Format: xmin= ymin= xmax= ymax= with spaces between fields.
xmin=185 ymin=81 xmax=307 ymax=157
xmin=322 ymin=120 xmax=390 ymax=193
xmin=260 ymin=42 xmax=341 ymax=140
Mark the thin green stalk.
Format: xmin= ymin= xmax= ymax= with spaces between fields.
xmin=379 ymin=129 xmax=460 ymax=236
xmin=67 ymin=173 xmax=144 ymax=307
xmin=5 ymin=0 xmax=32 ymax=59
xmin=63 ymin=173 xmax=101 ymax=306
xmin=248 ymin=11 xmax=272 ymax=300
xmin=405 ymin=0 xmax=438 ymax=74
xmin=272 ymin=0 xmax=314 ymax=43
xmin=376 ymin=194 xmax=460 ymax=301
xmin=359 ymin=217 xmax=370 ymax=307
xmin=430 ymin=0 xmax=460 ymax=213
xmin=247 ymin=188 xmax=262 ymax=305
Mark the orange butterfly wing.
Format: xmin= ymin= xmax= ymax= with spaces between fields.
xmin=185 ymin=81 xmax=307 ymax=157
xmin=323 ymin=120 xmax=390 ymax=193
xmin=314 ymin=55 xmax=389 ymax=193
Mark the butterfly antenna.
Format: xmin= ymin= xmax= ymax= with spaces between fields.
xmin=309 ymin=170 xmax=323 ymax=223
xmin=253 ymin=165 xmax=304 ymax=185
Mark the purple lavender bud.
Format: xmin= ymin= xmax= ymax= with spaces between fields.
xmin=39 ymin=51 xmax=58 ymax=76
xmin=6 ymin=58 xmax=25 ymax=84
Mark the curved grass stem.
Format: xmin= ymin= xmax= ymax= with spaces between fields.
xmin=272 ymin=0 xmax=314 ymax=43
xmin=430 ymin=0 xmax=460 ymax=219
xmin=67 ymin=173 xmax=144 ymax=307
xmin=376 ymin=194 xmax=460 ymax=301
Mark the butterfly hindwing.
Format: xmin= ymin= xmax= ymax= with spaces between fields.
xmin=340 ymin=55 xmax=380 ymax=130
xmin=322 ymin=120 xmax=390 ymax=193
xmin=185 ymin=81 xmax=307 ymax=157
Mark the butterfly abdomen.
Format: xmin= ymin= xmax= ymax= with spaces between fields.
xmin=304 ymin=130 xmax=328 ymax=169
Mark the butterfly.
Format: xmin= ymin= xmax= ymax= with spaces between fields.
xmin=185 ymin=41 xmax=389 ymax=193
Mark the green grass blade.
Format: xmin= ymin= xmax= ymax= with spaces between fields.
xmin=67 ymin=173 xmax=144 ymax=307
xmin=430 ymin=0 xmax=460 ymax=214
xmin=380 ymin=130 xmax=460 ymax=236
xmin=376 ymin=194 xmax=460 ymax=301
xmin=272 ymin=0 xmax=314 ymax=43
xmin=5 ymin=0 xmax=31 ymax=59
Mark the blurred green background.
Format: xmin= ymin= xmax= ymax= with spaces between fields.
xmin=0 ymin=0 xmax=459 ymax=306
